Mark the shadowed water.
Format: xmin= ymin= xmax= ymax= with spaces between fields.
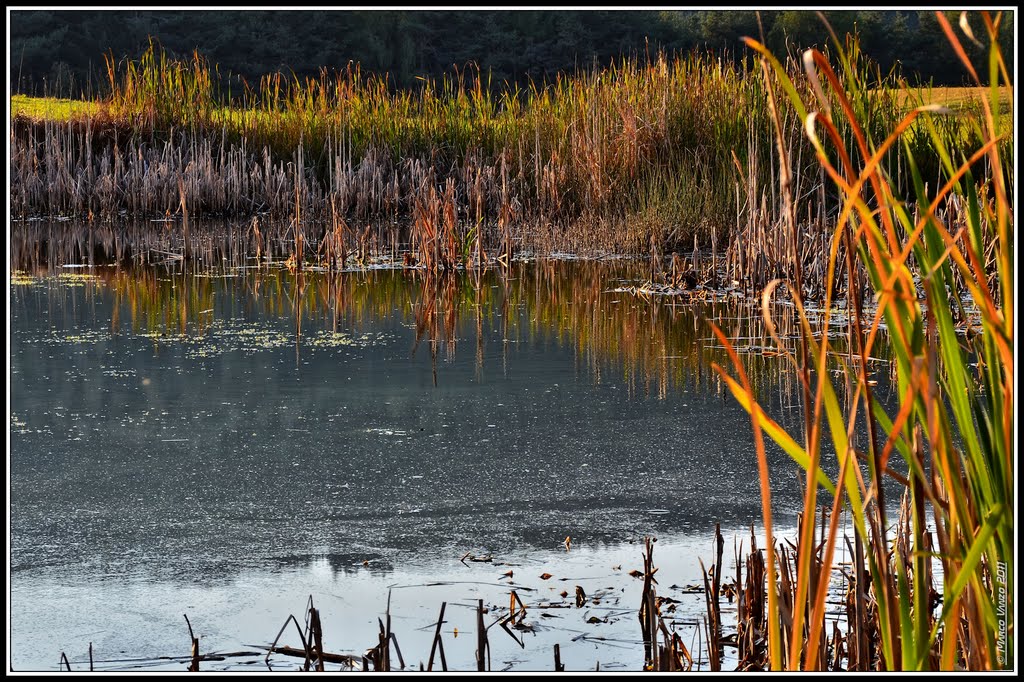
xmin=10 ymin=239 xmax=877 ymax=671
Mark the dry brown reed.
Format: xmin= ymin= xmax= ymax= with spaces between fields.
xmin=183 ymin=614 xmax=200 ymax=672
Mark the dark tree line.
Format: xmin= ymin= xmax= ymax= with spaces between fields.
xmin=10 ymin=9 xmax=1014 ymax=97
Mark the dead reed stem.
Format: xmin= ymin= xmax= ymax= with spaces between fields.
xmin=184 ymin=614 xmax=200 ymax=672
xmin=475 ymin=598 xmax=490 ymax=672
xmin=426 ymin=602 xmax=448 ymax=672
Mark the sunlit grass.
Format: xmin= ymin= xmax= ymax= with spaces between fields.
xmin=10 ymin=94 xmax=103 ymax=121
xmin=896 ymin=84 xmax=1012 ymax=111
xmin=890 ymin=85 xmax=1013 ymax=137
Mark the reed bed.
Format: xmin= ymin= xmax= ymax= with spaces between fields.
xmin=10 ymin=34 xmax=1005 ymax=295
xmin=12 ymin=45 xmax=764 ymax=254
xmin=713 ymin=10 xmax=1013 ymax=670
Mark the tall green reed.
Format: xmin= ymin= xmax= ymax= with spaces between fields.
xmin=714 ymin=9 xmax=1012 ymax=670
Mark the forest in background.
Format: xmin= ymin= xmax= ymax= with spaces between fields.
xmin=9 ymin=9 xmax=1014 ymax=97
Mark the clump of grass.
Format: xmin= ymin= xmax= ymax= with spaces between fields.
xmin=104 ymin=38 xmax=218 ymax=131
xmin=714 ymin=9 xmax=1012 ymax=670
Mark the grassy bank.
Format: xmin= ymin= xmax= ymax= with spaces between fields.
xmin=10 ymin=30 xmax=1009 ymax=295
xmin=12 ymin=45 xmax=767 ymax=253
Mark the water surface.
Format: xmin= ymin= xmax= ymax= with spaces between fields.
xmin=10 ymin=256 xmax=827 ymax=671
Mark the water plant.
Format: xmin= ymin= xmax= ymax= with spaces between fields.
xmin=713 ymin=10 xmax=1013 ymax=670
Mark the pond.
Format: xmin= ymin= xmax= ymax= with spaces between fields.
xmin=10 ymin=239 xmax=853 ymax=671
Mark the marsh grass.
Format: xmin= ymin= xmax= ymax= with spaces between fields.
xmin=11 ymin=34 xmax=1003 ymax=295
xmin=714 ymin=10 xmax=1013 ymax=670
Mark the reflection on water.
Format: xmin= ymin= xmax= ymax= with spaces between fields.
xmin=13 ymin=259 xmax=815 ymax=396
xmin=10 ymin=230 xmax=886 ymax=671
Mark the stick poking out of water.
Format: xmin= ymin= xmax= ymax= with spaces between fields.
xmin=184 ymin=613 xmax=200 ymax=672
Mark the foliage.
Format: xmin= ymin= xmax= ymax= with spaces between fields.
xmin=715 ymin=10 xmax=1013 ymax=670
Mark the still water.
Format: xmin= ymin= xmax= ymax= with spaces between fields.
xmin=10 ymin=258 xmax=821 ymax=671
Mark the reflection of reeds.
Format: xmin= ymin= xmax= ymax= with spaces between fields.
xmin=13 ymin=239 xmax=851 ymax=399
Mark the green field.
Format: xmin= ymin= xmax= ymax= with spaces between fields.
xmin=11 ymin=94 xmax=102 ymax=121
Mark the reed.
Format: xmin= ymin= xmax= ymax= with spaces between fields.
xmin=713 ymin=10 xmax=1013 ymax=670
xmin=184 ymin=614 xmax=200 ymax=672
xmin=12 ymin=35 xmax=999 ymax=293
